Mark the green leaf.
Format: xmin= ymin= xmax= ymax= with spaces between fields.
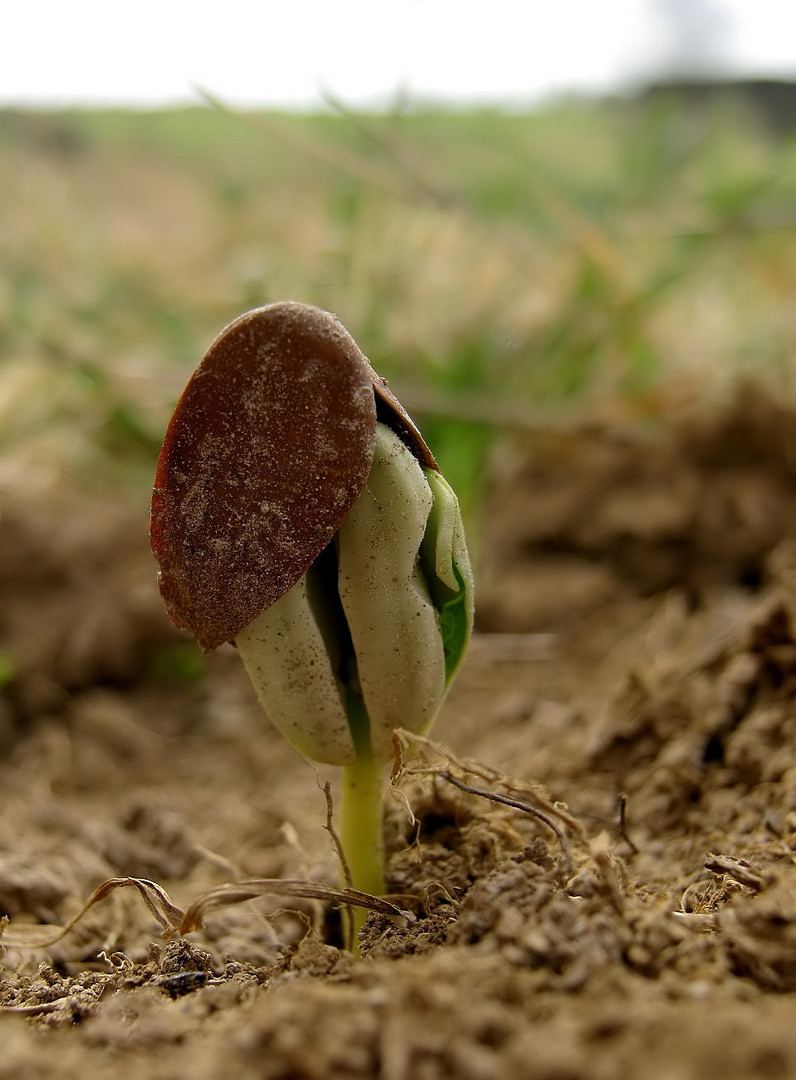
xmin=420 ymin=468 xmax=474 ymax=684
xmin=438 ymin=559 xmax=471 ymax=684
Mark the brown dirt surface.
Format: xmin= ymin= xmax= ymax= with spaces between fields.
xmin=1 ymin=385 xmax=794 ymax=1080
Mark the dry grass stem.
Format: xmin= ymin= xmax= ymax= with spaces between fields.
xmin=2 ymin=874 xmax=410 ymax=952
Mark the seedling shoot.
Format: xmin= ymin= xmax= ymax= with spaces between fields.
xmin=150 ymin=301 xmax=473 ymax=941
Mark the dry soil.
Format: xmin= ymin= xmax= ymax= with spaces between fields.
xmin=1 ymin=385 xmax=794 ymax=1079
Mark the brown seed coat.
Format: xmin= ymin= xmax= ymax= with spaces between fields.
xmin=150 ymin=301 xmax=434 ymax=650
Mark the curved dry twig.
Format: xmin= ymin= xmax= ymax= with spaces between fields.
xmin=2 ymin=873 xmax=410 ymax=953
xmin=437 ymin=770 xmax=573 ymax=867
xmin=0 ymin=877 xmax=186 ymax=950
xmin=178 ymin=879 xmax=411 ymax=935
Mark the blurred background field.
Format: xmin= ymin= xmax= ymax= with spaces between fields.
xmin=1 ymin=92 xmax=795 ymax=524
xmin=3 ymin=87 xmax=796 ymax=1078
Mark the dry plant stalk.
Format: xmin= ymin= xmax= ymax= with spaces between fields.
xmin=0 ymin=875 xmax=410 ymax=954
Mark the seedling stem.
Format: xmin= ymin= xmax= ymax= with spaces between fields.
xmin=341 ymin=752 xmax=386 ymax=939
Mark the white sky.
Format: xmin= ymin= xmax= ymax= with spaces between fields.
xmin=3 ymin=0 xmax=795 ymax=109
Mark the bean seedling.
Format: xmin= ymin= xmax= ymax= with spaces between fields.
xmin=150 ymin=301 xmax=473 ymax=941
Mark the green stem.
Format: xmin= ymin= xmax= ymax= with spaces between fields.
xmin=340 ymin=750 xmax=385 ymax=944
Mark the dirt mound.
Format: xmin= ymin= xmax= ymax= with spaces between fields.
xmin=479 ymin=384 xmax=796 ymax=630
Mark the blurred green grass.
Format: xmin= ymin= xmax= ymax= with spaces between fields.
xmin=0 ymin=95 xmax=794 ymax=518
